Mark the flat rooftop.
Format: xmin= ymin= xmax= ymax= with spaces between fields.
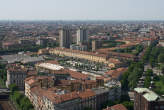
xmin=1 ymin=53 xmax=44 ymax=63
xmin=38 ymin=63 xmax=64 ymax=71
xmin=134 ymin=88 xmax=164 ymax=102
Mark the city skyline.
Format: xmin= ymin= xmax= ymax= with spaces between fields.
xmin=0 ymin=0 xmax=164 ymax=21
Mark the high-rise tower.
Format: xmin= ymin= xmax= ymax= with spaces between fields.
xmin=76 ymin=27 xmax=88 ymax=45
xmin=59 ymin=27 xmax=71 ymax=48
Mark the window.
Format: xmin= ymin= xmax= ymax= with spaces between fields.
xmin=160 ymin=106 xmax=164 ymax=109
xmin=155 ymin=106 xmax=159 ymax=109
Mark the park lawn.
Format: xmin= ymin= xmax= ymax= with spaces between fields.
xmin=102 ymin=40 xmax=125 ymax=48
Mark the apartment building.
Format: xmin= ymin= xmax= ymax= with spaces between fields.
xmin=59 ymin=27 xmax=72 ymax=48
xmin=25 ymin=76 xmax=121 ymax=110
xmin=49 ymin=48 xmax=108 ymax=64
xmin=134 ymin=88 xmax=164 ymax=110
xmin=6 ymin=64 xmax=28 ymax=89
xmin=76 ymin=27 xmax=88 ymax=45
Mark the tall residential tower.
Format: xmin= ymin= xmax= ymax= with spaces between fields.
xmin=76 ymin=27 xmax=88 ymax=45
xmin=59 ymin=27 xmax=71 ymax=48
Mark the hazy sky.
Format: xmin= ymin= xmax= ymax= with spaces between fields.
xmin=0 ymin=0 xmax=164 ymax=20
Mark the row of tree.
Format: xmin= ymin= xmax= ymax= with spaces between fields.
xmin=114 ymin=45 xmax=144 ymax=56
xmin=144 ymin=69 xmax=153 ymax=88
xmin=0 ymin=45 xmax=44 ymax=55
xmin=142 ymin=41 xmax=162 ymax=65
xmin=102 ymin=40 xmax=125 ymax=48
xmin=0 ymin=63 xmax=7 ymax=87
xmin=142 ymin=43 xmax=164 ymax=74
xmin=0 ymin=42 xmax=59 ymax=55
xmin=140 ymin=41 xmax=164 ymax=95
xmin=121 ymin=41 xmax=160 ymax=90
xmin=121 ymin=61 xmax=144 ymax=91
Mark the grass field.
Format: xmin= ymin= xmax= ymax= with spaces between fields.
xmin=102 ymin=40 xmax=125 ymax=48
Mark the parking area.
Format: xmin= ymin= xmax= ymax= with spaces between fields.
xmin=44 ymin=54 xmax=109 ymax=73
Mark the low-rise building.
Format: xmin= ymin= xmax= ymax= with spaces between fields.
xmin=105 ymin=68 xmax=127 ymax=80
xmin=25 ymin=76 xmax=121 ymax=110
xmin=108 ymin=58 xmax=123 ymax=68
xmin=2 ymin=41 xmax=20 ymax=50
xmin=6 ymin=64 xmax=28 ymax=89
xmin=18 ymin=39 xmax=35 ymax=46
xmin=159 ymin=40 xmax=164 ymax=47
xmin=36 ymin=62 xmax=90 ymax=80
xmin=38 ymin=48 xmax=50 ymax=55
xmin=49 ymin=48 xmax=108 ymax=64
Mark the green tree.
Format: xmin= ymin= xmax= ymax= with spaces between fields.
xmin=161 ymin=65 xmax=164 ymax=74
xmin=122 ymin=101 xmax=133 ymax=110
xmin=149 ymin=56 xmax=155 ymax=67
xmin=158 ymin=54 xmax=164 ymax=63
xmin=144 ymin=69 xmax=153 ymax=88
xmin=146 ymin=69 xmax=153 ymax=76
xmin=13 ymin=91 xmax=23 ymax=104
xmin=121 ymin=72 xmax=129 ymax=90
xmin=9 ymin=84 xmax=18 ymax=93
xmin=84 ymin=107 xmax=92 ymax=110
xmin=144 ymin=76 xmax=151 ymax=88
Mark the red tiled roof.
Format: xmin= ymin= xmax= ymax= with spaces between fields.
xmin=66 ymin=69 xmax=89 ymax=80
xmin=25 ymin=76 xmax=54 ymax=86
xmin=103 ymin=104 xmax=128 ymax=110
xmin=31 ymin=85 xmax=95 ymax=104
xmin=50 ymin=47 xmax=108 ymax=58
xmin=108 ymin=58 xmax=121 ymax=64
xmin=79 ymin=89 xmax=95 ymax=99
xmin=105 ymin=68 xmax=127 ymax=79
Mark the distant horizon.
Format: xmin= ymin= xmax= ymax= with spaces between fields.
xmin=0 ymin=19 xmax=164 ymax=22
xmin=0 ymin=0 xmax=164 ymax=21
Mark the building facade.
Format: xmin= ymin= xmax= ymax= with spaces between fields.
xmin=134 ymin=88 xmax=164 ymax=110
xmin=159 ymin=40 xmax=164 ymax=47
xmin=6 ymin=64 xmax=27 ymax=89
xmin=25 ymin=76 xmax=121 ymax=110
xmin=92 ymin=40 xmax=102 ymax=51
xmin=49 ymin=48 xmax=108 ymax=64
